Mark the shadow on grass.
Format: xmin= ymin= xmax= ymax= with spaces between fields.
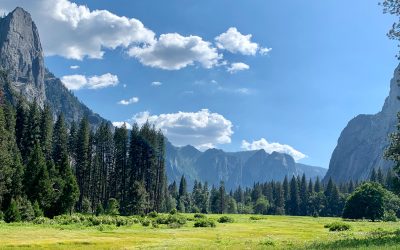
xmin=307 ymin=229 xmax=400 ymax=249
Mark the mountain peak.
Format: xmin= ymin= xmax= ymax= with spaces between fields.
xmin=0 ymin=6 xmax=45 ymax=106
xmin=9 ymin=7 xmax=31 ymax=18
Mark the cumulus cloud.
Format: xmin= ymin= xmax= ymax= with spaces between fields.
xmin=118 ymin=97 xmax=139 ymax=105
xmin=61 ymin=73 xmax=119 ymax=90
xmin=0 ymin=0 xmax=155 ymax=60
xmin=128 ymin=33 xmax=221 ymax=70
xmin=151 ymin=81 xmax=162 ymax=86
xmin=227 ymin=62 xmax=250 ymax=73
xmin=215 ymin=27 xmax=271 ymax=56
xmin=70 ymin=65 xmax=79 ymax=69
xmin=131 ymin=109 xmax=233 ymax=149
xmin=241 ymin=138 xmax=307 ymax=161
xmin=112 ymin=121 xmax=133 ymax=130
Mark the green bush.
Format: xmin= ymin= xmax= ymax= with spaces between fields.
xmin=194 ymin=218 xmax=216 ymax=228
xmin=155 ymin=213 xmax=187 ymax=228
xmin=217 ymin=216 xmax=234 ymax=223
xmin=249 ymin=216 xmax=264 ymax=220
xmin=169 ymin=208 xmax=177 ymax=215
xmin=147 ymin=211 xmax=158 ymax=218
xmin=383 ymin=211 xmax=398 ymax=222
xmin=324 ymin=222 xmax=351 ymax=231
xmin=32 ymin=216 xmax=52 ymax=224
xmin=141 ymin=218 xmax=151 ymax=227
xmin=194 ymin=213 xmax=206 ymax=219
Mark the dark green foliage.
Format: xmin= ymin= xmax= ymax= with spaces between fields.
xmin=324 ymin=222 xmax=351 ymax=231
xmin=106 ymin=198 xmax=119 ymax=216
xmin=343 ymin=182 xmax=386 ymax=221
xmin=217 ymin=215 xmax=234 ymax=223
xmin=4 ymin=199 xmax=20 ymax=223
xmin=194 ymin=218 xmax=216 ymax=227
xmin=194 ymin=213 xmax=206 ymax=219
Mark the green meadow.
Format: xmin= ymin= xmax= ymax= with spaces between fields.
xmin=0 ymin=214 xmax=399 ymax=249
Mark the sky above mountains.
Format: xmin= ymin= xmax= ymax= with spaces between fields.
xmin=0 ymin=0 xmax=398 ymax=168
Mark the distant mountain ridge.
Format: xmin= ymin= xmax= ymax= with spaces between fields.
xmin=0 ymin=7 xmax=106 ymax=127
xmin=166 ymin=141 xmax=327 ymax=189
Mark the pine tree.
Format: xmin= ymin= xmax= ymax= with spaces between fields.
xmin=113 ymin=125 xmax=128 ymax=208
xmin=288 ymin=176 xmax=300 ymax=215
xmin=282 ymin=176 xmax=290 ymax=214
xmin=75 ymin=117 xmax=90 ymax=211
xmin=4 ymin=198 xmax=20 ymax=223
xmin=40 ymin=104 xmax=53 ymax=159
xmin=314 ymin=177 xmax=321 ymax=193
xmin=24 ymin=143 xmax=53 ymax=214
xmin=299 ymin=174 xmax=308 ymax=215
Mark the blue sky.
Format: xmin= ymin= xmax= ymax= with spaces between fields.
xmin=1 ymin=0 xmax=398 ymax=168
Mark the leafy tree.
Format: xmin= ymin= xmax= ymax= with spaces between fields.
xmin=343 ymin=182 xmax=386 ymax=221
xmin=254 ymin=196 xmax=269 ymax=215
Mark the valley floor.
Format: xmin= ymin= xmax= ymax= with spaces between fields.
xmin=0 ymin=214 xmax=399 ymax=249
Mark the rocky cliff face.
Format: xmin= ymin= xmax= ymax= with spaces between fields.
xmin=166 ymin=141 xmax=327 ymax=189
xmin=0 ymin=7 xmax=45 ymax=106
xmin=0 ymin=7 xmax=106 ymax=126
xmin=325 ymin=64 xmax=400 ymax=183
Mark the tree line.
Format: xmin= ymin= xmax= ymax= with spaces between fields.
xmin=0 ymin=91 xmax=167 ymax=220
xmin=168 ymin=167 xmax=399 ymax=217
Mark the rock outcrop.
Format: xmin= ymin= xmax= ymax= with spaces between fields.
xmin=324 ymin=64 xmax=400 ymax=183
xmin=0 ymin=7 xmax=106 ymax=127
xmin=0 ymin=7 xmax=45 ymax=106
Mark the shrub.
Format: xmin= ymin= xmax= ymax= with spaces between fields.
xmin=169 ymin=208 xmax=177 ymax=215
xmin=324 ymin=222 xmax=351 ymax=231
xmin=249 ymin=216 xmax=264 ymax=220
xmin=147 ymin=211 xmax=158 ymax=218
xmin=33 ymin=216 xmax=51 ymax=225
xmin=194 ymin=213 xmax=206 ymax=219
xmin=194 ymin=218 xmax=216 ymax=228
xmin=141 ymin=218 xmax=151 ymax=227
xmin=383 ymin=211 xmax=398 ymax=222
xmin=217 ymin=216 xmax=234 ymax=223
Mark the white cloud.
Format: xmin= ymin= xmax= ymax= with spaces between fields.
xmin=112 ymin=121 xmax=132 ymax=130
xmin=118 ymin=96 xmax=139 ymax=105
xmin=215 ymin=27 xmax=259 ymax=55
xmin=61 ymin=73 xmax=119 ymax=90
xmin=70 ymin=65 xmax=79 ymax=69
xmin=128 ymin=33 xmax=222 ymax=70
xmin=1 ymin=0 xmax=155 ymax=60
xmin=131 ymin=109 xmax=233 ymax=149
xmin=227 ymin=62 xmax=250 ymax=73
xmin=259 ymin=47 xmax=272 ymax=55
xmin=241 ymin=138 xmax=307 ymax=161
xmin=151 ymin=81 xmax=162 ymax=86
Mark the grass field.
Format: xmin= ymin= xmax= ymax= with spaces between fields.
xmin=0 ymin=214 xmax=399 ymax=249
